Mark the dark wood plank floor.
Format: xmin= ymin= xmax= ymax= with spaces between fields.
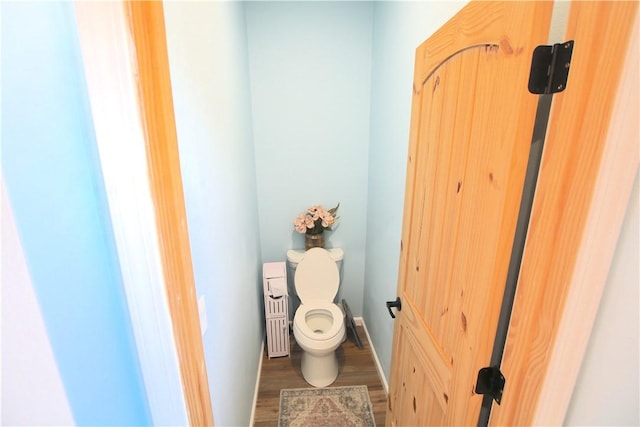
xmin=253 ymin=324 xmax=387 ymax=426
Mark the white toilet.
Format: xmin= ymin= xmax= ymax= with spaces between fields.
xmin=291 ymin=247 xmax=346 ymax=387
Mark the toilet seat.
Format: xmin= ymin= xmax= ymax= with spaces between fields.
xmin=294 ymin=301 xmax=344 ymax=341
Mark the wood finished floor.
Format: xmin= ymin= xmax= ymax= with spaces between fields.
xmin=253 ymin=324 xmax=387 ymax=426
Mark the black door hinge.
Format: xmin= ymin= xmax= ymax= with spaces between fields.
xmin=475 ymin=366 xmax=505 ymax=405
xmin=528 ymin=40 xmax=574 ymax=94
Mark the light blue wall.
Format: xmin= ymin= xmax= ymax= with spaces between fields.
xmin=163 ymin=3 xmax=262 ymax=426
xmin=1 ymin=2 xmax=151 ymax=425
xmin=245 ymin=1 xmax=374 ymax=316
xmin=364 ymin=1 xmax=466 ymax=380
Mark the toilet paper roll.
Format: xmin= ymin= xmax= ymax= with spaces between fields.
xmin=268 ymin=278 xmax=288 ymax=297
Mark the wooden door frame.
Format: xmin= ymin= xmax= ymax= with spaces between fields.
xmin=125 ymin=3 xmax=214 ymax=426
xmin=75 ymin=2 xmax=214 ymax=426
xmin=492 ymin=3 xmax=638 ymax=425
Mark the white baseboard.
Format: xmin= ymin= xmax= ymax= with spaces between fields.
xmin=354 ymin=317 xmax=389 ymax=394
xmin=249 ymin=340 xmax=264 ymax=427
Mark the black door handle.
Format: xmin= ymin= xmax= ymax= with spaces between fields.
xmin=386 ymin=297 xmax=402 ymax=319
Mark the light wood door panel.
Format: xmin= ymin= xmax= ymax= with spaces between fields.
xmin=387 ymin=2 xmax=553 ymax=425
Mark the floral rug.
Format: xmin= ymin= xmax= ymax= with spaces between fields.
xmin=278 ymin=385 xmax=375 ymax=427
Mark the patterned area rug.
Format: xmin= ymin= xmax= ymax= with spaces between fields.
xmin=278 ymin=385 xmax=376 ymax=427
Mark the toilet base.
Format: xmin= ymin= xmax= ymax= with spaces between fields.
xmin=301 ymin=350 xmax=339 ymax=387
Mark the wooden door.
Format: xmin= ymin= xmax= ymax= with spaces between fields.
xmin=386 ymin=2 xmax=553 ymax=425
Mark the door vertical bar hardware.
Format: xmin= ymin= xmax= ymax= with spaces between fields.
xmin=386 ymin=297 xmax=402 ymax=319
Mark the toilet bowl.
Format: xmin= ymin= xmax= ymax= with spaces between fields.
xmin=292 ymin=248 xmax=346 ymax=387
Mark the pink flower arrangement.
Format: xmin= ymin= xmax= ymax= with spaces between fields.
xmin=293 ymin=203 xmax=340 ymax=235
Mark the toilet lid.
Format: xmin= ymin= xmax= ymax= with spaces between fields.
xmin=294 ymin=248 xmax=339 ymax=303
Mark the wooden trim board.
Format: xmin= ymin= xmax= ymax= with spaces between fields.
xmin=531 ymin=9 xmax=639 ymax=424
xmin=124 ymin=2 xmax=214 ymax=425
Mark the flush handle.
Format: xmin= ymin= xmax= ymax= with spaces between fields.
xmin=386 ymin=297 xmax=402 ymax=319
